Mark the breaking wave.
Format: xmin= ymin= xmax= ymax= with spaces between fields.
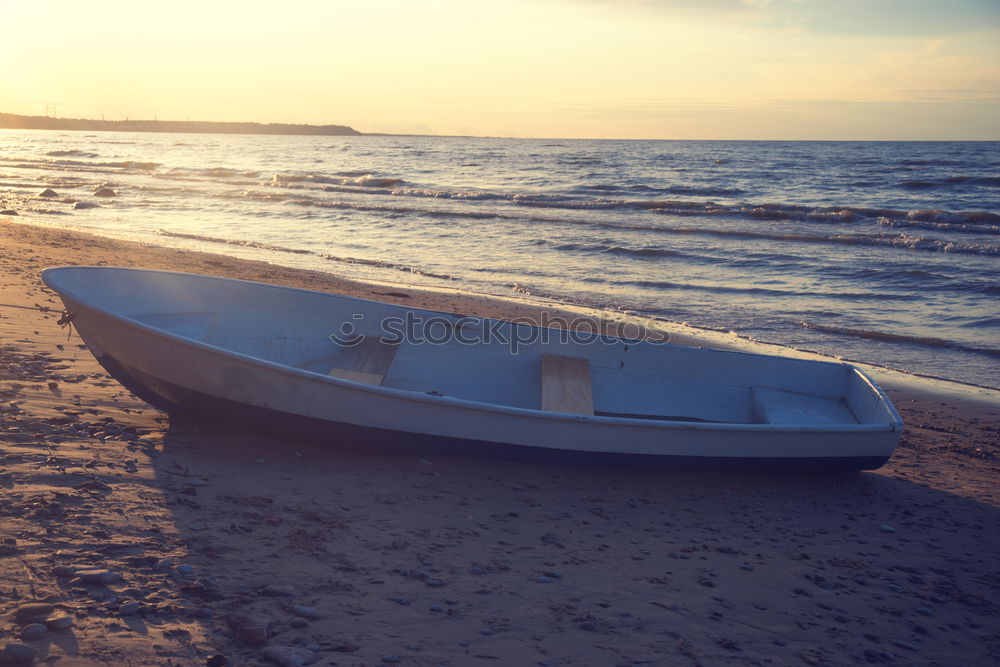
xmin=800 ymin=321 xmax=1000 ymax=358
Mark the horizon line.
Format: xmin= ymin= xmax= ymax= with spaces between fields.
xmin=0 ymin=110 xmax=997 ymax=143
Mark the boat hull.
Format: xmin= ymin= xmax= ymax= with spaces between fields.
xmin=40 ymin=264 xmax=903 ymax=471
xmin=94 ymin=347 xmax=889 ymax=470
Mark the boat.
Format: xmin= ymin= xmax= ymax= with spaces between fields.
xmin=41 ymin=266 xmax=903 ymax=470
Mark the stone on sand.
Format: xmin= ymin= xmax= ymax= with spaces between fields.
xmin=18 ymin=625 xmax=46 ymax=641
xmin=0 ymin=642 xmax=35 ymax=664
xmin=43 ymin=615 xmax=73 ymax=631
xmin=291 ymin=605 xmax=318 ymax=619
xmin=76 ymin=569 xmax=120 ymax=584
xmin=262 ymin=584 xmax=296 ymax=597
xmin=226 ymin=613 xmax=270 ymax=646
xmin=13 ymin=604 xmax=53 ymax=623
xmin=260 ymin=645 xmax=315 ymax=667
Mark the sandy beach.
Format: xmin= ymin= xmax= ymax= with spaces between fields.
xmin=2 ymin=219 xmax=999 ymax=666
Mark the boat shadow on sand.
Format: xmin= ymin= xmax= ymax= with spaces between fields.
xmin=128 ymin=410 xmax=1000 ymax=665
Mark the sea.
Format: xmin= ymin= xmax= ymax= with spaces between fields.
xmin=1 ymin=130 xmax=998 ymax=389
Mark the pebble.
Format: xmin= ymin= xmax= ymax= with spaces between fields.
xmin=119 ymin=601 xmax=140 ymax=616
xmin=76 ymin=569 xmax=120 ymax=585
xmin=14 ymin=603 xmax=54 ymax=622
xmin=425 ymin=578 xmax=445 ymax=587
xmin=93 ymin=187 xmax=117 ymax=197
xmin=916 ymin=606 xmax=935 ymax=616
xmin=19 ymin=624 xmax=47 ymax=641
xmin=291 ymin=605 xmax=318 ymax=619
xmin=289 ymin=617 xmax=308 ymax=628
xmin=38 ymin=189 xmax=58 ymax=198
xmin=52 ymin=566 xmax=78 ymax=578
xmin=73 ymin=201 xmax=99 ymax=210
xmin=880 ymin=524 xmax=896 ymax=533
xmin=175 ymin=564 xmax=194 ymax=576
xmin=43 ymin=615 xmax=73 ymax=631
xmin=262 ymin=584 xmax=296 ymax=597
xmin=536 ymin=576 xmax=553 ymax=583
xmin=0 ymin=643 xmax=36 ymax=664
xmin=260 ymin=646 xmax=315 ymax=667
xmin=153 ymin=558 xmax=174 ymax=572
xmin=227 ymin=613 xmax=270 ymax=646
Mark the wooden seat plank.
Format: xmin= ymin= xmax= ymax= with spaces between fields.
xmin=541 ymin=354 xmax=594 ymax=415
xmin=305 ymin=336 xmax=400 ymax=386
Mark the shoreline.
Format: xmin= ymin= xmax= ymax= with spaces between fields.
xmin=2 ymin=218 xmax=999 ymax=665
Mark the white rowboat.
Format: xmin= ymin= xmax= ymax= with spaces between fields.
xmin=42 ymin=266 xmax=903 ymax=469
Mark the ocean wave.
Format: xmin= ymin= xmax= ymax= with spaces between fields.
xmin=153 ymin=229 xmax=311 ymax=254
xmin=272 ymin=172 xmax=404 ymax=188
xmin=291 ymin=197 xmax=503 ymax=220
xmin=102 ymin=160 xmax=160 ymax=171
xmin=46 ymin=150 xmax=98 ymax=158
xmin=799 ymin=321 xmax=1000 ymax=358
xmin=628 ymin=280 xmax=913 ymax=301
xmin=897 ymin=176 xmax=1000 ymax=189
xmin=389 ymin=188 xmax=507 ymax=201
xmin=153 ymin=228 xmax=455 ymax=280
xmin=510 ymin=195 xmax=1000 ymax=227
xmin=318 ymin=253 xmax=455 ymax=280
xmin=875 ymin=215 xmax=999 ymax=235
xmin=588 ymin=221 xmax=1000 ymax=256
xmin=816 ymin=267 xmax=1000 ymax=295
xmin=550 ymin=242 xmax=691 ymax=259
xmin=895 ymin=159 xmax=970 ymax=167
xmin=962 ymin=317 xmax=1000 ymax=328
xmin=573 ymin=183 xmax=747 ymax=198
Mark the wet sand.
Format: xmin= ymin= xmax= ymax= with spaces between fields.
xmin=1 ymin=219 xmax=999 ymax=666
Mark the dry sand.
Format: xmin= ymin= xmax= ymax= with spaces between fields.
xmin=1 ymin=219 xmax=999 ymax=666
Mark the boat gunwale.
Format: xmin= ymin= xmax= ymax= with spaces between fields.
xmin=41 ymin=265 xmax=902 ymax=435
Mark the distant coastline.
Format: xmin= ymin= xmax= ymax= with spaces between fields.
xmin=0 ymin=112 xmax=362 ymax=136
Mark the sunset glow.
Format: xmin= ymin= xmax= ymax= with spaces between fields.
xmin=2 ymin=0 xmax=998 ymax=139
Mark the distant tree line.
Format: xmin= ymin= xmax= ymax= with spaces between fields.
xmin=0 ymin=112 xmax=362 ymax=136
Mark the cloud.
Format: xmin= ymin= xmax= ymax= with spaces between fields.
xmin=769 ymin=0 xmax=1000 ymax=36
xmin=554 ymin=0 xmax=1000 ymax=36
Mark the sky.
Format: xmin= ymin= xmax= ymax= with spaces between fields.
xmin=1 ymin=0 xmax=998 ymax=140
